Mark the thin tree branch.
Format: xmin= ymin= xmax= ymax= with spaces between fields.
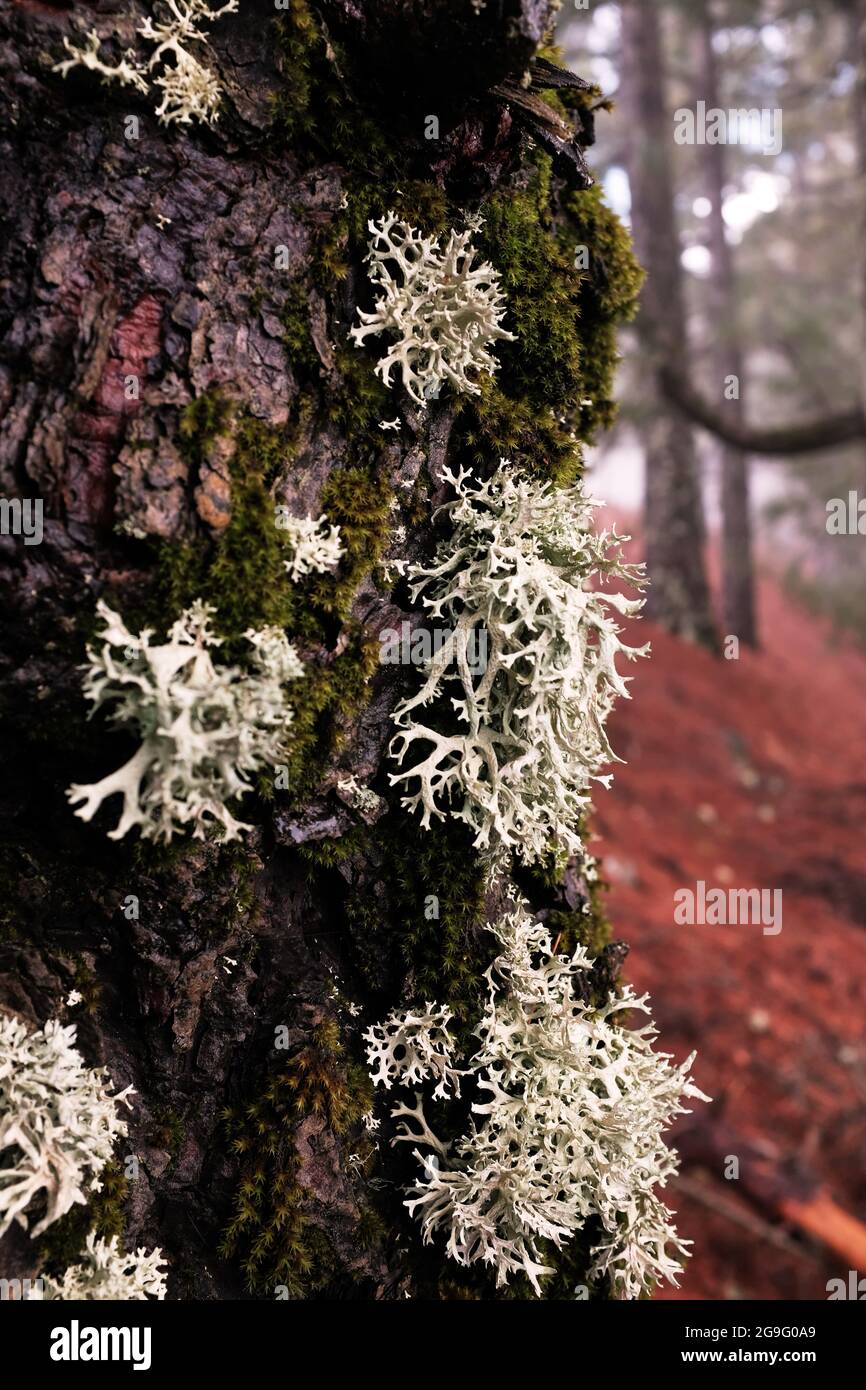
xmin=661 ymin=365 xmax=866 ymax=455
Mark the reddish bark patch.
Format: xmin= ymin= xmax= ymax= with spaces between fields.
xmin=65 ymin=295 xmax=163 ymax=528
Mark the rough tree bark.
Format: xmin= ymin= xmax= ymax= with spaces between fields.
xmin=620 ymin=0 xmax=717 ymax=646
xmin=0 ymin=0 xmax=636 ymax=1300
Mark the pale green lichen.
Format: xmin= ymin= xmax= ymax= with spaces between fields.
xmin=0 ymin=1016 xmax=133 ymax=1239
xmin=40 ymin=1232 xmax=167 ymax=1300
xmin=389 ymin=464 xmax=649 ymax=865
xmin=276 ymin=509 xmax=344 ymax=582
xmin=54 ymin=0 xmax=238 ymax=127
xmin=67 ymin=600 xmax=303 ymax=842
xmin=366 ymin=898 xmax=708 ymax=1299
xmin=351 ymin=212 xmax=514 ymax=407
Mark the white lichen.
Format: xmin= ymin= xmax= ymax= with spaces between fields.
xmin=275 ymin=509 xmax=344 ymax=582
xmin=0 ymin=1017 xmax=133 ymax=1240
xmin=350 ymin=212 xmax=514 ymax=406
xmin=53 ymin=0 xmax=238 ymax=128
xmin=67 ymin=600 xmax=303 ymax=843
xmin=41 ymin=1233 xmax=167 ymax=1300
xmin=388 ymin=464 xmax=649 ymax=865
xmin=365 ymin=1004 xmax=463 ymax=1102
xmin=366 ymin=901 xmax=709 ymax=1299
xmin=336 ymin=775 xmax=385 ymax=821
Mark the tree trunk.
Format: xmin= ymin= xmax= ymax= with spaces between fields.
xmin=0 ymin=0 xmax=636 ymax=1300
xmin=697 ymin=0 xmax=757 ymax=646
xmin=851 ymin=0 xmax=866 ymax=421
xmin=620 ymin=0 xmax=717 ymax=646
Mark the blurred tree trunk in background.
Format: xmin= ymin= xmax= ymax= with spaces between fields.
xmin=620 ymin=0 xmax=717 ymax=645
xmin=852 ymin=0 xmax=866 ymax=423
xmin=697 ymin=0 xmax=756 ymax=646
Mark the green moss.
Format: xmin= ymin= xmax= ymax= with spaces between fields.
xmin=155 ymin=408 xmax=295 ymax=652
xmin=178 ymin=391 xmax=234 ymax=455
xmin=299 ymin=810 xmax=488 ymax=1025
xmin=271 ymin=0 xmax=455 ymax=326
xmin=147 ymin=392 xmax=392 ymax=803
xmin=481 ymin=163 xmax=581 ymax=410
xmin=271 ymin=0 xmax=319 ymax=144
xmin=566 ymin=181 xmax=645 ymax=440
xmin=282 ymin=282 xmax=320 ymax=378
xmin=272 ymin=2 xmax=461 ymax=228
xmin=69 ymin=956 xmax=102 ymax=1016
xmin=329 ymin=345 xmax=393 ymax=436
xmin=312 ymin=466 xmax=392 ymax=613
xmin=220 ymin=1018 xmax=375 ymax=1296
xmin=151 ymin=1106 xmax=184 ymax=1160
xmin=457 ymin=157 xmax=642 ymax=484
xmin=384 ymin=820 xmax=489 ymax=1019
xmin=34 ymin=1159 xmax=129 ymax=1278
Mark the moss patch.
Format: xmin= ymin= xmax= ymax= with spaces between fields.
xmin=34 ymin=1159 xmax=129 ymax=1279
xmin=146 ymin=393 xmax=392 ymax=804
xmin=220 ymin=1017 xmax=374 ymax=1296
xmin=459 ymin=156 xmax=642 ymax=484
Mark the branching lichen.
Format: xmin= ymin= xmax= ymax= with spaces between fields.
xmin=67 ymin=600 xmax=303 ymax=843
xmin=350 ymin=213 xmax=514 ymax=406
xmin=40 ymin=1232 xmax=167 ymax=1300
xmin=365 ymin=1004 xmax=462 ymax=1101
xmin=41 ymin=0 xmax=673 ymax=1306
xmin=0 ymin=1017 xmax=133 ymax=1239
xmin=389 ymin=464 xmax=649 ymax=865
xmin=366 ymin=899 xmax=708 ymax=1299
xmin=276 ymin=509 xmax=344 ymax=582
xmin=54 ymin=0 xmax=238 ymax=127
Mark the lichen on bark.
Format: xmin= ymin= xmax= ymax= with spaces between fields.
xmin=0 ymin=0 xmax=648 ymax=1300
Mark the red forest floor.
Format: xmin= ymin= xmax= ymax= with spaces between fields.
xmin=591 ymin=544 xmax=866 ymax=1300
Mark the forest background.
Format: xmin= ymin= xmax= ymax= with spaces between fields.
xmin=557 ymin=0 xmax=866 ymax=1300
